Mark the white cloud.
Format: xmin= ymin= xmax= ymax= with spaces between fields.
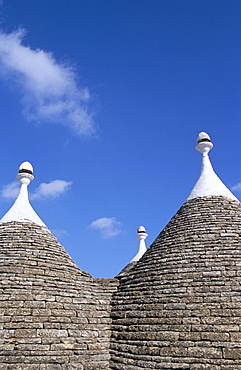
xmin=231 ymin=183 xmax=241 ymax=192
xmin=30 ymin=180 xmax=72 ymax=200
xmin=0 ymin=28 xmax=95 ymax=136
xmin=1 ymin=181 xmax=20 ymax=199
xmin=89 ymin=217 xmax=122 ymax=239
xmin=1 ymin=179 xmax=72 ymax=200
xmin=51 ymin=229 xmax=68 ymax=239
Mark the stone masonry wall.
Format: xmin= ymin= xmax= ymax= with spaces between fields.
xmin=110 ymin=197 xmax=241 ymax=370
xmin=0 ymin=222 xmax=118 ymax=370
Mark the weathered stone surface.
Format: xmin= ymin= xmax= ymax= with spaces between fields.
xmin=110 ymin=197 xmax=241 ymax=369
xmin=0 ymin=221 xmax=118 ymax=369
xmin=3 ymin=196 xmax=241 ymax=369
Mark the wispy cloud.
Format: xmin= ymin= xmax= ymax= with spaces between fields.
xmin=51 ymin=229 xmax=68 ymax=239
xmin=30 ymin=180 xmax=72 ymax=200
xmin=231 ymin=183 xmax=241 ymax=192
xmin=0 ymin=28 xmax=95 ymax=136
xmin=1 ymin=179 xmax=72 ymax=200
xmin=89 ymin=217 xmax=122 ymax=239
xmin=1 ymin=181 xmax=20 ymax=200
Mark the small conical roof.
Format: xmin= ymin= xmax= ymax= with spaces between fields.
xmin=0 ymin=161 xmax=46 ymax=227
xmin=116 ymin=226 xmax=148 ymax=278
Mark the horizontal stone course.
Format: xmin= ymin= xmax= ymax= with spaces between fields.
xmin=0 ymin=221 xmax=119 ymax=369
xmin=110 ymin=197 xmax=241 ymax=369
xmin=3 ymin=196 xmax=241 ymax=369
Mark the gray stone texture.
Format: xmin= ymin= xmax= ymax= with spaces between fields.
xmin=3 ymin=195 xmax=241 ymax=369
xmin=0 ymin=221 xmax=118 ymax=369
xmin=110 ymin=196 xmax=241 ymax=369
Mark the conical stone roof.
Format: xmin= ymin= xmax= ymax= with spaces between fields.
xmin=0 ymin=221 xmax=118 ymax=369
xmin=110 ymin=134 xmax=241 ymax=369
xmin=0 ymin=161 xmax=119 ymax=369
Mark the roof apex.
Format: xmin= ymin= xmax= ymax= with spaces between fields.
xmin=187 ymin=132 xmax=238 ymax=202
xmin=0 ymin=162 xmax=46 ymax=227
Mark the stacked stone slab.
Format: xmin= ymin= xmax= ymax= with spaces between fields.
xmin=0 ymin=221 xmax=118 ymax=370
xmin=110 ymin=196 xmax=241 ymax=370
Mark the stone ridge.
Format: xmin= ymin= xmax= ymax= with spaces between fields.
xmin=0 ymin=221 xmax=119 ymax=370
xmin=116 ymin=261 xmax=137 ymax=278
xmin=110 ymin=196 xmax=241 ymax=369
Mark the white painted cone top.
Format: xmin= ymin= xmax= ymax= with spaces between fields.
xmin=187 ymin=132 xmax=238 ymax=202
xmin=1 ymin=162 xmax=46 ymax=227
xmin=130 ymin=226 xmax=148 ymax=263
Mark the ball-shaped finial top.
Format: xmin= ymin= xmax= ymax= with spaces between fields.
xmin=137 ymin=226 xmax=146 ymax=233
xmin=195 ymin=132 xmax=213 ymax=154
xmin=197 ymin=132 xmax=211 ymax=143
xmin=18 ymin=161 xmax=33 ymax=175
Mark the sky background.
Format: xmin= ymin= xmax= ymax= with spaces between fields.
xmin=0 ymin=0 xmax=240 ymax=277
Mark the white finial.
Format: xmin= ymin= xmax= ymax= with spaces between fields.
xmin=130 ymin=226 xmax=148 ymax=263
xmin=197 ymin=131 xmax=211 ymax=143
xmin=19 ymin=161 xmax=33 ymax=174
xmin=16 ymin=161 xmax=34 ymax=188
xmin=137 ymin=225 xmax=146 ymax=233
xmin=187 ymin=132 xmax=238 ymax=202
xmin=1 ymin=162 xmax=47 ymax=227
xmin=195 ymin=132 xmax=213 ymax=155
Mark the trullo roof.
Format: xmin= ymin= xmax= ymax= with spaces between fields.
xmin=110 ymin=132 xmax=241 ymax=370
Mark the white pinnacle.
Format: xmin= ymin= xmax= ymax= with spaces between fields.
xmin=130 ymin=226 xmax=148 ymax=263
xmin=187 ymin=132 xmax=238 ymax=202
xmin=1 ymin=162 xmax=47 ymax=227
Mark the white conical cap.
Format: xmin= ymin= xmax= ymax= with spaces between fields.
xmin=130 ymin=226 xmax=148 ymax=263
xmin=187 ymin=132 xmax=238 ymax=202
xmin=1 ymin=162 xmax=47 ymax=227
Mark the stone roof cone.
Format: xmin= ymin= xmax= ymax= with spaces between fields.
xmin=110 ymin=133 xmax=241 ymax=369
xmin=0 ymin=161 xmax=46 ymax=227
xmin=0 ymin=162 xmax=118 ymax=369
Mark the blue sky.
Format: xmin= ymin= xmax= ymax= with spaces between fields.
xmin=0 ymin=0 xmax=240 ymax=277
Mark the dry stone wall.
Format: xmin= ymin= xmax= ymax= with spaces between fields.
xmin=110 ymin=197 xmax=241 ymax=370
xmin=0 ymin=222 xmax=118 ymax=370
